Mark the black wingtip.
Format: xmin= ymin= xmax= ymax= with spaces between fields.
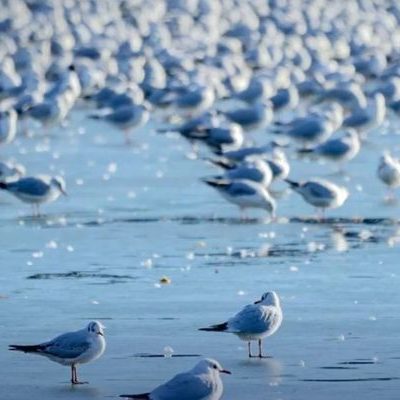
xmin=199 ymin=322 xmax=228 ymax=332
xmin=284 ymin=179 xmax=299 ymax=188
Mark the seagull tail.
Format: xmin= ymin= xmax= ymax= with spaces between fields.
xmin=201 ymin=177 xmax=230 ymax=188
xmin=199 ymin=322 xmax=228 ymax=332
xmin=297 ymin=148 xmax=313 ymax=154
xmin=119 ymin=393 xmax=150 ymax=399
xmin=204 ymin=157 xmax=234 ymax=170
xmin=284 ymin=179 xmax=300 ymax=188
xmin=0 ymin=182 xmax=8 ymax=190
xmin=9 ymin=344 xmax=44 ymax=353
xmin=88 ymin=114 xmax=101 ymax=120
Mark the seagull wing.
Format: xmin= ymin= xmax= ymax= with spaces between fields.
xmin=6 ymin=177 xmax=50 ymax=196
xmin=304 ymin=181 xmax=336 ymax=199
xmin=228 ymin=304 xmax=279 ymax=334
xmin=41 ymin=331 xmax=90 ymax=359
xmin=151 ymin=372 xmax=212 ymax=400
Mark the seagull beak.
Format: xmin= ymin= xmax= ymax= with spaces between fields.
xmin=254 ymin=299 xmax=261 ymax=304
xmin=61 ymin=189 xmax=68 ymax=197
xmin=220 ymin=369 xmax=231 ymax=375
xmin=98 ymin=332 xmax=104 ymax=336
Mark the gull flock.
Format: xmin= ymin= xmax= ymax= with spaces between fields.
xmin=3 ymin=0 xmax=400 ymax=398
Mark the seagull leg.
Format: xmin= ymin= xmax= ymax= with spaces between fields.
xmin=258 ymin=339 xmax=268 ymax=358
xmin=71 ymin=365 xmax=88 ymax=385
xmin=248 ymin=341 xmax=254 ymax=358
xmin=123 ymin=129 xmax=132 ymax=145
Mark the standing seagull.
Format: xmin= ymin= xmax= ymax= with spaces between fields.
xmin=0 ymin=175 xmax=67 ymax=216
xmin=202 ymin=178 xmax=276 ymax=219
xmin=377 ymin=152 xmax=400 ymax=199
xmin=285 ymin=178 xmax=349 ymax=217
xmin=120 ymin=358 xmax=230 ymax=400
xmin=9 ymin=321 xmax=106 ymax=385
xmin=199 ymin=292 xmax=283 ymax=358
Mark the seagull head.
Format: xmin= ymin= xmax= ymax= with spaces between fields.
xmin=193 ymin=358 xmax=231 ymax=376
xmin=87 ymin=321 xmax=105 ymax=337
xmin=255 ymin=291 xmax=280 ymax=307
xmin=51 ymin=176 xmax=67 ymax=196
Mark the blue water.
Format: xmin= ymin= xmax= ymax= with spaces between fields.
xmin=1 ymin=109 xmax=400 ymax=399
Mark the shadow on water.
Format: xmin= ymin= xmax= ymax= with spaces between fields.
xmin=26 ymin=271 xmax=137 ymax=280
xmin=301 ymin=377 xmax=400 ymax=382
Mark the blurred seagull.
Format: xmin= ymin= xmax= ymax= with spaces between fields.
xmin=219 ymin=100 xmax=273 ymax=131
xmin=199 ymin=292 xmax=283 ymax=358
xmin=377 ymin=152 xmax=400 ymax=199
xmin=210 ymin=159 xmax=273 ymax=186
xmin=342 ymin=93 xmax=386 ymax=134
xmin=9 ymin=321 xmax=106 ymax=385
xmin=120 ymin=358 xmax=230 ymax=400
xmin=89 ymin=104 xmax=150 ymax=144
xmin=0 ymin=161 xmax=25 ymax=183
xmin=202 ymin=177 xmax=276 ymax=219
xmin=299 ymin=130 xmax=360 ymax=171
xmin=273 ymin=104 xmax=343 ymax=149
xmin=0 ymin=175 xmax=67 ymax=216
xmin=0 ymin=108 xmax=17 ymax=145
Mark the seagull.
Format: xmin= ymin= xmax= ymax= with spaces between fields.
xmin=299 ymin=130 xmax=360 ymax=170
xmin=377 ymin=152 xmax=400 ymax=198
xmin=342 ymin=93 xmax=386 ymax=134
xmin=0 ymin=175 xmax=67 ymax=216
xmin=211 ymin=159 xmax=273 ymax=186
xmin=89 ymin=104 xmax=150 ymax=144
xmin=199 ymin=292 xmax=283 ymax=358
xmin=202 ymin=178 xmax=276 ymax=219
xmin=9 ymin=321 xmax=106 ymax=385
xmin=0 ymin=108 xmax=17 ymax=145
xmin=285 ymin=178 xmax=349 ymax=217
xmin=0 ymin=161 xmax=25 ymax=182
xmin=273 ymin=104 xmax=343 ymax=149
xmin=219 ymin=100 xmax=273 ymax=131
xmin=120 ymin=358 xmax=230 ymax=400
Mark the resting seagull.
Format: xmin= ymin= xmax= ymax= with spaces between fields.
xmin=199 ymin=292 xmax=283 ymax=358
xmin=9 ymin=321 xmax=106 ymax=385
xmin=120 ymin=358 xmax=230 ymax=400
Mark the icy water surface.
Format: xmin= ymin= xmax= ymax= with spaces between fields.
xmin=1 ymin=111 xmax=400 ymax=399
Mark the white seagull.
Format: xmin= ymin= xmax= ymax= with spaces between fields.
xmin=0 ymin=108 xmax=17 ymax=145
xmin=0 ymin=161 xmax=25 ymax=183
xmin=0 ymin=175 xmax=67 ymax=215
xmin=377 ymin=152 xmax=400 ymax=198
xmin=120 ymin=358 xmax=230 ymax=400
xmin=9 ymin=321 xmax=106 ymax=385
xmin=202 ymin=178 xmax=276 ymax=219
xmin=285 ymin=178 xmax=349 ymax=217
xmin=299 ymin=130 xmax=360 ymax=170
xmin=199 ymin=292 xmax=283 ymax=358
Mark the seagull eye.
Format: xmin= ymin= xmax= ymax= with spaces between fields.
xmin=213 ymin=365 xmax=218 ymax=369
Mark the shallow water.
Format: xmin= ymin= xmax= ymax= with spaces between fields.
xmin=1 ymin=110 xmax=400 ymax=399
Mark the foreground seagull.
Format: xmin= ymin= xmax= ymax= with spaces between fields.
xmin=203 ymin=178 xmax=276 ymax=219
xmin=9 ymin=321 xmax=106 ymax=384
xmin=120 ymin=358 xmax=230 ymax=400
xmin=199 ymin=292 xmax=282 ymax=358
xmin=0 ymin=175 xmax=67 ymax=215
xmin=285 ymin=178 xmax=349 ymax=217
